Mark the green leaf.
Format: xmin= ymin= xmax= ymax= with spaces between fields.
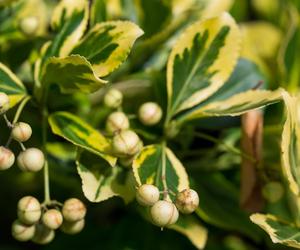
xmin=71 ymin=21 xmax=144 ymax=77
xmin=250 ymin=213 xmax=300 ymax=249
xmin=76 ymin=151 xmax=135 ymax=203
xmin=48 ymin=111 xmax=116 ymax=166
xmin=42 ymin=55 xmax=107 ymax=94
xmin=281 ymin=91 xmax=300 ymax=195
xmin=182 ymin=89 xmax=283 ymax=120
xmin=0 ymin=62 xmax=27 ymax=108
xmin=133 ymin=144 xmax=189 ymax=201
xmin=195 ymin=173 xmax=262 ymax=241
xmin=166 ymin=12 xmax=241 ymax=117
xmin=169 ymin=216 xmax=208 ymax=250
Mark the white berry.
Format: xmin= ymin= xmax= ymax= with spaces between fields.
xmin=32 ymin=224 xmax=55 ymax=245
xmin=0 ymin=146 xmax=15 ymax=170
xmin=0 ymin=92 xmax=9 ymax=114
xmin=17 ymin=196 xmax=41 ymax=225
xmin=17 ymin=148 xmax=45 ymax=172
xmin=175 ymin=189 xmax=199 ymax=214
xmin=106 ymin=111 xmax=129 ymax=134
xmin=104 ymin=88 xmax=123 ymax=108
xmin=12 ymin=122 xmax=32 ymax=142
xmin=136 ymin=184 xmax=160 ymax=206
xmin=112 ymin=130 xmax=141 ymax=157
xmin=12 ymin=219 xmax=35 ymax=242
xmin=138 ymin=102 xmax=162 ymax=126
xmin=61 ymin=219 xmax=85 ymax=235
xmin=150 ymin=200 xmax=179 ymax=227
xmin=42 ymin=209 xmax=63 ymax=230
xmin=62 ymin=198 xmax=86 ymax=222
xmin=19 ymin=16 xmax=38 ymax=36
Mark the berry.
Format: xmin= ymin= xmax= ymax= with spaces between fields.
xmin=103 ymin=88 xmax=123 ymax=108
xmin=12 ymin=122 xmax=32 ymax=142
xmin=136 ymin=184 xmax=160 ymax=206
xmin=175 ymin=189 xmax=199 ymax=214
xmin=106 ymin=111 xmax=129 ymax=134
xmin=112 ymin=130 xmax=141 ymax=157
xmin=138 ymin=102 xmax=162 ymax=126
xmin=17 ymin=196 xmax=41 ymax=225
xmin=61 ymin=219 xmax=85 ymax=235
xmin=0 ymin=146 xmax=15 ymax=170
xmin=17 ymin=148 xmax=45 ymax=172
xmin=150 ymin=200 xmax=179 ymax=227
xmin=19 ymin=16 xmax=38 ymax=36
xmin=262 ymin=181 xmax=284 ymax=203
xmin=11 ymin=219 xmax=35 ymax=242
xmin=32 ymin=224 xmax=55 ymax=245
xmin=0 ymin=92 xmax=9 ymax=114
xmin=42 ymin=209 xmax=63 ymax=230
xmin=62 ymin=198 xmax=86 ymax=222
xmin=118 ymin=155 xmax=135 ymax=168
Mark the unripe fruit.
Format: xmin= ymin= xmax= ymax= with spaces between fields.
xmin=12 ymin=122 xmax=32 ymax=142
xmin=175 ymin=189 xmax=199 ymax=214
xmin=112 ymin=130 xmax=141 ymax=157
xmin=118 ymin=155 xmax=135 ymax=168
xmin=61 ymin=219 xmax=85 ymax=235
xmin=19 ymin=16 xmax=38 ymax=36
xmin=62 ymin=198 xmax=86 ymax=222
xmin=32 ymin=224 xmax=55 ymax=245
xmin=262 ymin=181 xmax=284 ymax=203
xmin=17 ymin=148 xmax=45 ymax=172
xmin=11 ymin=219 xmax=35 ymax=242
xmin=42 ymin=209 xmax=63 ymax=230
xmin=0 ymin=146 xmax=15 ymax=170
xmin=138 ymin=102 xmax=162 ymax=126
xmin=106 ymin=111 xmax=129 ymax=134
xmin=150 ymin=200 xmax=179 ymax=227
xmin=17 ymin=196 xmax=41 ymax=225
xmin=0 ymin=92 xmax=9 ymax=114
xmin=136 ymin=184 xmax=160 ymax=206
xmin=104 ymin=88 xmax=123 ymax=108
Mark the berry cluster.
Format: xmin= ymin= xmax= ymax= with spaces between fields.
xmin=136 ymin=184 xmax=199 ymax=228
xmin=12 ymin=196 xmax=86 ymax=244
xmin=103 ymin=88 xmax=163 ymax=167
xmin=0 ymin=92 xmax=44 ymax=172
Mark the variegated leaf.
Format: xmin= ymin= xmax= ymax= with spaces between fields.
xmin=48 ymin=111 xmax=116 ymax=166
xmin=166 ymin=12 xmax=241 ymax=117
xmin=0 ymin=63 xmax=27 ymax=108
xmin=71 ymin=21 xmax=144 ymax=77
xmin=42 ymin=55 xmax=107 ymax=94
xmin=77 ymin=151 xmax=135 ymax=203
xmin=281 ymin=91 xmax=300 ymax=195
xmin=133 ymin=144 xmax=189 ymax=201
xmin=250 ymin=213 xmax=300 ymax=249
xmin=183 ymin=89 xmax=283 ymax=120
xmin=201 ymin=0 xmax=234 ymax=19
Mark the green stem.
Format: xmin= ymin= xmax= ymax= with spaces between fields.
xmin=161 ymin=141 xmax=169 ymax=200
xmin=42 ymin=107 xmax=50 ymax=204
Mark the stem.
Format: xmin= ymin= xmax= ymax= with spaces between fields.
xmin=161 ymin=141 xmax=169 ymax=200
xmin=43 ymin=160 xmax=51 ymax=204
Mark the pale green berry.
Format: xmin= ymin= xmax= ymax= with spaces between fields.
xmin=0 ymin=146 xmax=15 ymax=170
xmin=0 ymin=92 xmax=9 ymax=114
xmin=175 ymin=189 xmax=199 ymax=214
xmin=112 ymin=130 xmax=141 ymax=157
xmin=32 ymin=224 xmax=55 ymax=245
xmin=106 ymin=111 xmax=129 ymax=134
xmin=42 ymin=209 xmax=63 ymax=230
xmin=118 ymin=155 xmax=135 ymax=168
xmin=17 ymin=196 xmax=41 ymax=225
xmin=104 ymin=88 xmax=123 ymax=108
xmin=262 ymin=181 xmax=284 ymax=203
xmin=19 ymin=16 xmax=38 ymax=36
xmin=12 ymin=122 xmax=32 ymax=142
xmin=61 ymin=219 xmax=85 ymax=235
xmin=136 ymin=184 xmax=160 ymax=206
xmin=62 ymin=198 xmax=86 ymax=222
xmin=17 ymin=148 xmax=45 ymax=172
xmin=150 ymin=200 xmax=179 ymax=227
xmin=12 ymin=219 xmax=35 ymax=242
xmin=138 ymin=102 xmax=162 ymax=126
